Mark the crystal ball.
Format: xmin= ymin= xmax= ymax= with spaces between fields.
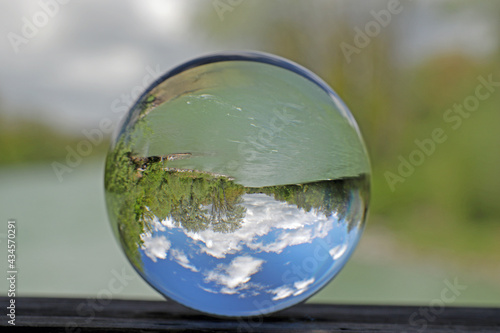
xmin=104 ymin=52 xmax=370 ymax=317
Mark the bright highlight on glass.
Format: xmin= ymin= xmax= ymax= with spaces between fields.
xmin=104 ymin=52 xmax=370 ymax=317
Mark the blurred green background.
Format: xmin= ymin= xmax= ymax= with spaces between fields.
xmin=1 ymin=0 xmax=499 ymax=306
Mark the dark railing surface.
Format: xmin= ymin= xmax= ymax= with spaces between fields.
xmin=1 ymin=297 xmax=499 ymax=332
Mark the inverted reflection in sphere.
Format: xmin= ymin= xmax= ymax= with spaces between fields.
xmin=105 ymin=52 xmax=370 ymax=317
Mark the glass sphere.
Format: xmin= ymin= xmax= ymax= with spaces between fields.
xmin=104 ymin=52 xmax=370 ymax=317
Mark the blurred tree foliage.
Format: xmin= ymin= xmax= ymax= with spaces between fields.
xmin=1 ymin=0 xmax=499 ymax=268
xmin=0 ymin=114 xmax=108 ymax=165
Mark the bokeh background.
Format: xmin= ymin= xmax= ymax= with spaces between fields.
xmin=1 ymin=0 xmax=499 ymax=306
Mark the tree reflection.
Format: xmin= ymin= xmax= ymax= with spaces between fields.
xmin=105 ymin=136 xmax=249 ymax=271
xmin=105 ymin=130 xmax=368 ymax=271
xmin=126 ymin=155 xmax=247 ymax=235
xmin=246 ymin=175 xmax=368 ymax=232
